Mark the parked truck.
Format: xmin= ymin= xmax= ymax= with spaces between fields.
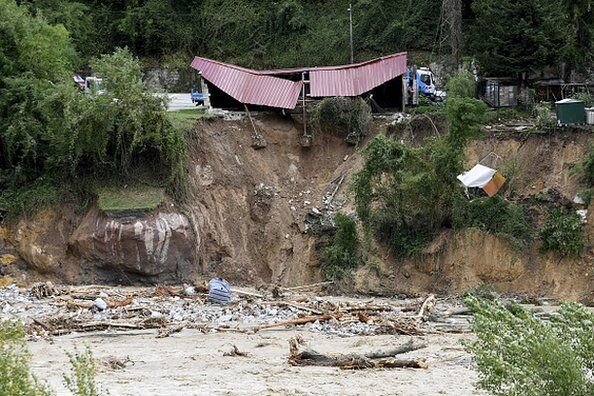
xmin=405 ymin=67 xmax=445 ymax=105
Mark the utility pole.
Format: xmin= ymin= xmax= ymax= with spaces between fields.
xmin=348 ymin=3 xmax=353 ymax=63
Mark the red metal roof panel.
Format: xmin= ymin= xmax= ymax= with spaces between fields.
xmin=191 ymin=57 xmax=303 ymax=109
xmin=190 ymin=52 xmax=407 ymax=108
xmin=309 ymin=53 xmax=407 ymax=97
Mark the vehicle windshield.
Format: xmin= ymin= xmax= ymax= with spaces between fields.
xmin=420 ymin=74 xmax=432 ymax=85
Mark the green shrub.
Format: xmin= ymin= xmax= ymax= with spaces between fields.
xmin=452 ymin=196 xmax=533 ymax=249
xmin=309 ymin=97 xmax=371 ymax=143
xmin=446 ymin=71 xmax=476 ymax=98
xmin=465 ymin=296 xmax=594 ymax=395
xmin=540 ymin=210 xmax=585 ymax=256
xmin=0 ymin=180 xmax=59 ymax=219
xmin=63 ymin=346 xmax=106 ymax=396
xmin=322 ymin=213 xmax=360 ymax=281
xmin=352 ymin=73 xmax=486 ymax=257
xmin=534 ymin=103 xmax=556 ymax=129
xmin=0 ymin=321 xmax=53 ymax=396
xmin=572 ymin=91 xmax=593 ymax=107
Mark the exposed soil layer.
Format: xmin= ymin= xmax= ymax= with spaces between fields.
xmin=182 ymin=114 xmax=366 ymax=286
xmin=1 ymin=114 xmax=592 ymax=300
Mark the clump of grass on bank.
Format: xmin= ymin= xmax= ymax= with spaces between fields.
xmin=323 ymin=213 xmax=361 ymax=281
xmin=166 ymin=108 xmax=211 ymax=130
xmin=0 ymin=181 xmax=60 ymax=220
xmin=97 ymin=186 xmax=165 ymax=213
xmin=452 ymin=196 xmax=533 ymax=249
xmin=540 ymin=210 xmax=585 ymax=256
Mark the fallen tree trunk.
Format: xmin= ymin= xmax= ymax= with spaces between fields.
xmin=288 ymin=337 xmax=428 ymax=370
xmin=253 ymin=314 xmax=337 ymax=332
xmin=363 ymin=338 xmax=427 ymax=359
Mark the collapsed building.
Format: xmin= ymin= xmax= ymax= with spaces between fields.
xmin=189 ymin=52 xmax=407 ymax=112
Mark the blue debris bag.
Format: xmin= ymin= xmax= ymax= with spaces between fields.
xmin=208 ymin=278 xmax=232 ymax=304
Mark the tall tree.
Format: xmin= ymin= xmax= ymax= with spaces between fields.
xmin=469 ymin=0 xmax=572 ymax=81
xmin=565 ymin=0 xmax=594 ymax=73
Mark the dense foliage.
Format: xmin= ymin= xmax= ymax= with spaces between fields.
xmin=0 ymin=321 xmax=52 ymax=396
xmin=16 ymin=0 xmax=593 ymax=75
xmin=323 ymin=213 xmax=361 ymax=281
xmin=17 ymin=0 xmax=439 ymax=68
xmin=540 ymin=210 xmax=585 ymax=256
xmin=0 ymin=1 xmax=186 ymax=218
xmin=452 ymin=196 xmax=533 ymax=249
xmin=352 ymin=73 xmax=486 ymax=256
xmin=469 ymin=0 xmax=574 ymax=79
xmin=466 ymin=296 xmax=594 ymax=395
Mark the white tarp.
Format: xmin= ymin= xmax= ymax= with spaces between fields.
xmin=457 ymin=164 xmax=497 ymax=188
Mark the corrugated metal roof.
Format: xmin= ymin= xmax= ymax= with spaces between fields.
xmin=190 ymin=52 xmax=407 ymax=109
xmin=309 ymin=53 xmax=407 ymax=97
xmin=191 ymin=57 xmax=303 ymax=109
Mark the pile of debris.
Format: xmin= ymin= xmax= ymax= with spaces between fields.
xmin=0 ymin=282 xmax=472 ymax=340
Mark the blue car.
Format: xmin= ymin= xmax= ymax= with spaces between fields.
xmin=191 ymin=88 xmax=205 ymax=106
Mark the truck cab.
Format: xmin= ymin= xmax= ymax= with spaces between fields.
xmin=416 ymin=68 xmax=436 ymax=97
xmin=406 ymin=67 xmax=444 ymax=105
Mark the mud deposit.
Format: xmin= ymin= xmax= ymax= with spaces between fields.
xmin=29 ymin=330 xmax=482 ymax=396
xmin=0 ymin=283 xmax=485 ymax=395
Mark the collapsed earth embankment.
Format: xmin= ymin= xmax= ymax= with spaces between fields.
xmin=1 ymin=114 xmax=592 ymax=300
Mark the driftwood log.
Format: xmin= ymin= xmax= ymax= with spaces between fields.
xmin=252 ymin=314 xmax=338 ymax=332
xmin=288 ymin=336 xmax=428 ymax=370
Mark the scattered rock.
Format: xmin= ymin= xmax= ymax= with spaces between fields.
xmin=94 ymin=298 xmax=108 ymax=311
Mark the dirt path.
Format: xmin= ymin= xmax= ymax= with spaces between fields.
xmin=29 ymin=329 xmax=484 ymax=396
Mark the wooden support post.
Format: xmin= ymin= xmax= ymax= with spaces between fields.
xmin=244 ymin=104 xmax=267 ymax=149
xmin=300 ymin=72 xmax=312 ymax=147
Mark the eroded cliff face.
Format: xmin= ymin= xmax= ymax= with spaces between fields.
xmin=180 ymin=115 xmax=355 ymax=286
xmin=1 ymin=114 xmax=592 ymax=300
xmin=354 ymin=225 xmax=594 ymax=302
xmin=69 ymin=209 xmax=193 ymax=277
xmin=4 ymin=207 xmax=194 ymax=284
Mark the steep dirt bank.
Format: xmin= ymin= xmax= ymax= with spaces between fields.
xmin=0 ymin=113 xmax=370 ymax=286
xmin=0 ymin=115 xmax=592 ymax=300
xmin=182 ymin=114 xmax=364 ymax=286
xmin=355 ymin=128 xmax=594 ymax=301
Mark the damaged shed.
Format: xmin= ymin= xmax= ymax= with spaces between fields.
xmin=190 ymin=52 xmax=407 ymax=111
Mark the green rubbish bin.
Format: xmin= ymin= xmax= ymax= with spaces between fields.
xmin=555 ymin=98 xmax=586 ymax=126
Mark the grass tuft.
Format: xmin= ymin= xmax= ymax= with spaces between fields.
xmin=97 ymin=186 xmax=165 ymax=213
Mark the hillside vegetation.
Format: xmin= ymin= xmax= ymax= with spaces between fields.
xmin=15 ymin=0 xmax=594 ymax=77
